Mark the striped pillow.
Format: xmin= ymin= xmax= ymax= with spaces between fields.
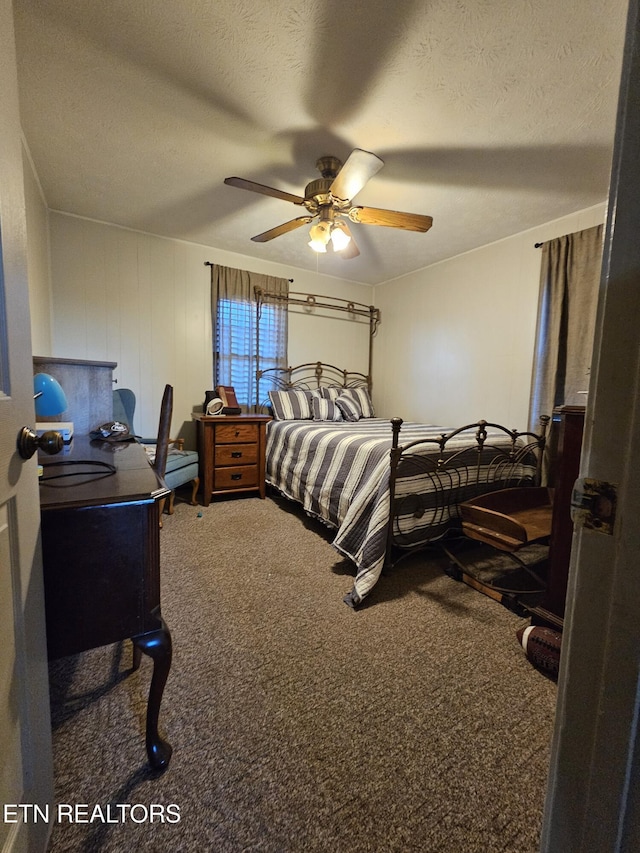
xmin=341 ymin=386 xmax=375 ymax=418
xmin=313 ymin=386 xmax=341 ymax=402
xmin=268 ymin=389 xmax=312 ymax=420
xmin=335 ymin=393 xmax=362 ymax=422
xmin=311 ymin=396 xmax=343 ymax=421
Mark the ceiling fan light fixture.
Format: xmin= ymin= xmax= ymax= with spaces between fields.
xmin=308 ymin=221 xmax=331 ymax=253
xmin=227 ymin=148 xmax=432 ymax=259
xmin=330 ymin=221 xmax=351 ymax=251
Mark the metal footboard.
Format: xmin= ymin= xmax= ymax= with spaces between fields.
xmin=385 ymin=416 xmax=550 ymax=568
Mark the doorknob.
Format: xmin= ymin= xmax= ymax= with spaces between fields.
xmin=17 ymin=426 xmax=64 ymax=460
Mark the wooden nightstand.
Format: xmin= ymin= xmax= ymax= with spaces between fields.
xmin=193 ymin=414 xmax=270 ymax=506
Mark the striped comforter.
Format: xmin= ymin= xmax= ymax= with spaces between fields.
xmin=266 ymin=418 xmax=526 ymax=606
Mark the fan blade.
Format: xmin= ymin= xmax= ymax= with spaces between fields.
xmin=349 ymin=206 xmax=433 ymax=232
xmin=330 ymin=149 xmax=384 ymax=202
xmin=224 ymin=177 xmax=305 ymax=205
xmin=251 ymin=217 xmax=313 ymax=243
xmin=337 ymin=222 xmax=360 ymax=259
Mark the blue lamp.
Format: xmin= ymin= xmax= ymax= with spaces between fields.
xmin=33 ymin=372 xmax=68 ymax=417
xmin=17 ymin=373 xmax=69 ymax=459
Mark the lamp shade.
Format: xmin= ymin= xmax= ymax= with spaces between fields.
xmin=330 ymin=221 xmax=352 ymax=251
xmin=308 ymin=221 xmax=330 ymax=253
xmin=34 ymin=373 xmax=68 ymax=417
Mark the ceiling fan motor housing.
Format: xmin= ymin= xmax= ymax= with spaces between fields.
xmin=303 ymin=156 xmax=349 ymax=214
xmin=304 ymin=177 xmax=335 ymax=215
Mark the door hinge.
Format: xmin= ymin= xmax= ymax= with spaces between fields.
xmin=571 ymin=478 xmax=617 ymax=535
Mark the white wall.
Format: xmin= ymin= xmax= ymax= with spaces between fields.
xmin=373 ymin=203 xmax=607 ymax=429
xmin=48 ymin=212 xmax=373 ymax=444
xmin=23 ymin=142 xmax=52 ymax=355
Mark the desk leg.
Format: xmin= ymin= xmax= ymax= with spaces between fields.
xmin=132 ymin=620 xmax=173 ymax=771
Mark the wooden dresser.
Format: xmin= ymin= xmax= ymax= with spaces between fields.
xmin=193 ymin=414 xmax=270 ymax=506
xmin=531 ymin=405 xmax=586 ymax=628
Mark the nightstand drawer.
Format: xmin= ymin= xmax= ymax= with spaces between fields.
xmin=215 ymin=444 xmax=258 ymax=466
xmin=216 ymin=423 xmax=258 ymax=444
xmin=215 ymin=465 xmax=258 ymax=490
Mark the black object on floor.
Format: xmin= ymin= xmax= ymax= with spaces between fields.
xmin=441 ymin=537 xmax=549 ymax=617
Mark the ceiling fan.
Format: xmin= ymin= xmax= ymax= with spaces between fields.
xmin=224 ymin=148 xmax=433 ymax=259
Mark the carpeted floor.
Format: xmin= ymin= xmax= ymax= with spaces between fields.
xmin=46 ymin=493 xmax=557 ymax=852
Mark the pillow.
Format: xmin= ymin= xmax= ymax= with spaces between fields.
xmin=341 ymin=386 xmax=375 ymax=418
xmin=311 ymin=396 xmax=343 ymax=422
xmin=312 ymin=386 xmax=341 ymax=402
xmin=335 ymin=393 xmax=362 ymax=422
xmin=268 ymin=389 xmax=312 ymax=420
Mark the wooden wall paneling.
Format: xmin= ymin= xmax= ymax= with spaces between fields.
xmin=84 ymin=221 xmax=109 ymax=361
xmin=183 ymin=247 xmax=216 ymax=446
xmin=113 ymin=228 xmax=141 ymax=406
xmin=50 ymin=216 xmax=88 ymax=355
xmin=103 ymin=225 xmax=122 ymax=370
xmin=149 ymin=238 xmax=177 ymax=435
xmin=136 ymin=235 xmax=155 ymax=433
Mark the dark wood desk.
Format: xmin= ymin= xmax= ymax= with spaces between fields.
xmin=39 ymin=436 xmax=173 ymax=770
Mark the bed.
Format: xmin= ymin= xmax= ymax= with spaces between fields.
xmin=260 ymin=363 xmax=549 ymax=607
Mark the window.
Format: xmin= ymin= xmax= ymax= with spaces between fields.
xmin=211 ymin=265 xmax=288 ymax=410
xmin=215 ymin=297 xmax=286 ymax=409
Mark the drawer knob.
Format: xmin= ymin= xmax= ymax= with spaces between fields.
xmin=231 ymin=473 xmax=242 ymax=481
xmin=235 ymin=429 xmax=240 ymax=437
xmin=231 ymin=451 xmax=242 ymax=458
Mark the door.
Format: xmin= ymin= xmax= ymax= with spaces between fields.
xmin=0 ymin=2 xmax=54 ymax=851
xmin=541 ymin=0 xmax=640 ymax=849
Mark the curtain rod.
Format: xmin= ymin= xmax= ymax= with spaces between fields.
xmin=534 ymin=242 xmax=543 ymax=248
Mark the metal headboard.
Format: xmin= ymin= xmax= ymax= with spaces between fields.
xmin=256 ymin=361 xmax=371 ymax=413
xmin=254 ymin=287 xmax=380 ymax=412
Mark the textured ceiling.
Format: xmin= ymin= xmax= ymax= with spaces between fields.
xmin=13 ymin=0 xmax=628 ymax=284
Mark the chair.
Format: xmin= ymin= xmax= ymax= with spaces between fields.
xmin=152 ymin=437 xmax=200 ymax=516
xmin=113 ymin=387 xmax=137 ymax=432
xmin=124 ymin=385 xmax=199 ymax=521
xmin=153 ymin=384 xmax=173 ymax=481
xmin=459 ymin=487 xmax=554 ymax=552
xmin=151 ymin=385 xmax=173 ymax=524
xmin=456 ymin=486 xmax=554 ymax=592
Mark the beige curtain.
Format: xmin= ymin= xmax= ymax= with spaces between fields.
xmin=211 ymin=265 xmax=288 ymax=410
xmin=529 ymin=224 xmax=604 ymax=431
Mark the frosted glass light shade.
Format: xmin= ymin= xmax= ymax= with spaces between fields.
xmin=330 ymin=223 xmax=351 ymax=251
xmin=308 ymin=221 xmax=330 ymax=253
